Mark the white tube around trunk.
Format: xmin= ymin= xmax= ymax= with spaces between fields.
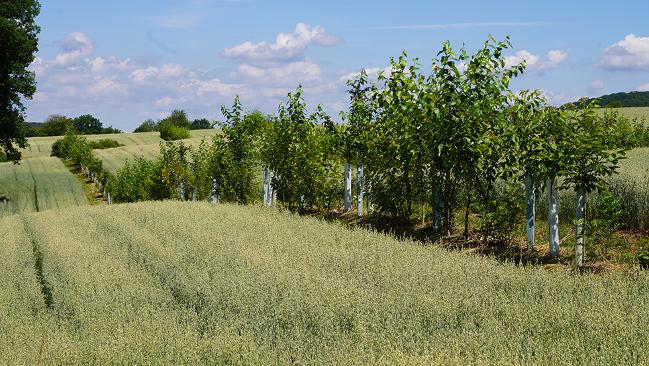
xmin=525 ymin=174 xmax=535 ymax=249
xmin=263 ymin=168 xmax=270 ymax=206
xmin=575 ymin=188 xmax=586 ymax=267
xmin=357 ymin=164 xmax=364 ymax=217
xmin=344 ymin=163 xmax=352 ymax=212
xmin=547 ymin=178 xmax=560 ymax=259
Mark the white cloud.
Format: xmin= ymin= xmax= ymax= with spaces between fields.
xmin=87 ymin=78 xmax=127 ymax=96
xmin=52 ymin=32 xmax=94 ymax=66
xmin=129 ymin=64 xmax=184 ymax=83
xmin=338 ymin=66 xmax=392 ymax=83
xmin=588 ymin=79 xmax=605 ymax=94
xmin=235 ymin=61 xmax=322 ymax=84
xmin=154 ymin=97 xmax=176 ymax=108
xmin=505 ymin=50 xmax=568 ymax=71
xmin=600 ymin=34 xmax=649 ymax=70
xmin=195 ymin=78 xmax=244 ymax=96
xmin=638 ymin=83 xmax=649 ymax=92
xmin=224 ymin=22 xmax=342 ymax=62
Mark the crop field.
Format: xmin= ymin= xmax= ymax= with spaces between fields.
xmin=598 ymin=107 xmax=649 ymax=125
xmin=21 ymin=129 xmax=218 ymax=159
xmin=0 ymin=201 xmax=647 ymax=364
xmin=0 ymin=157 xmax=87 ymax=218
xmin=95 ymin=135 xmax=216 ymax=174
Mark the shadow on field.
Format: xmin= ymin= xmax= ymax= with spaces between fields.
xmin=304 ymin=210 xmax=632 ymax=274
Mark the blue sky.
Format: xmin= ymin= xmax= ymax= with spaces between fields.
xmin=26 ymin=0 xmax=649 ymax=131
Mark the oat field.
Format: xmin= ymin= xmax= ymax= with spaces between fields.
xmin=95 ymin=135 xmax=215 ymax=174
xmin=0 ymin=157 xmax=87 ymax=218
xmin=21 ymin=129 xmax=218 ymax=159
xmin=1 ymin=201 xmax=648 ymax=365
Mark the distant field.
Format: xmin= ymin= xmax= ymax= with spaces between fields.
xmin=618 ymin=147 xmax=649 ymax=180
xmin=0 ymin=157 xmax=87 ymax=218
xmin=599 ymin=107 xmax=649 ymax=125
xmin=21 ymin=129 xmax=218 ymax=159
xmin=1 ymin=201 xmax=648 ymax=364
xmin=95 ymin=135 xmax=214 ymax=174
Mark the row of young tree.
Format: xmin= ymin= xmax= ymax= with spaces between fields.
xmin=101 ymin=37 xmax=641 ymax=266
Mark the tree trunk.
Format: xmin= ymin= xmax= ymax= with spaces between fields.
xmin=547 ymin=177 xmax=560 ymax=259
xmin=344 ymin=163 xmax=352 ymax=212
xmin=357 ymin=164 xmax=364 ymax=217
xmin=525 ymin=174 xmax=535 ymax=249
xmin=575 ymin=188 xmax=586 ymax=267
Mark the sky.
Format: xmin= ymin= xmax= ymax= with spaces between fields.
xmin=25 ymin=0 xmax=649 ymax=131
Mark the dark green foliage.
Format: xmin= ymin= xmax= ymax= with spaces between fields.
xmin=134 ymin=119 xmax=159 ymax=133
xmin=72 ymin=114 xmax=103 ymax=134
xmin=51 ymin=127 xmax=104 ymax=179
xmin=574 ymin=91 xmax=649 ymax=108
xmin=163 ymin=110 xmax=190 ymax=129
xmin=159 ymin=110 xmax=191 ymax=140
xmin=0 ymin=0 xmax=40 ymax=163
xmin=0 ymin=151 xmax=8 ymax=163
xmin=190 ymin=118 xmax=213 ymax=130
xmin=41 ymin=115 xmax=73 ymax=136
xmin=637 ymin=239 xmax=649 ymax=269
xmin=212 ymin=98 xmax=265 ymax=204
xmin=88 ymin=139 xmax=122 ymax=149
xmin=562 ymin=101 xmax=627 ymax=193
xmin=159 ymin=121 xmax=190 ymax=141
xmin=106 ymin=157 xmax=166 ymax=203
xmin=261 ymin=87 xmax=341 ymax=210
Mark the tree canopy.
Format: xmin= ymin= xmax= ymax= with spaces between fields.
xmin=0 ymin=0 xmax=41 ymax=162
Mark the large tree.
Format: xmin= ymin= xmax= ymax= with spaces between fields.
xmin=73 ymin=114 xmax=103 ymax=134
xmin=0 ymin=0 xmax=40 ymax=163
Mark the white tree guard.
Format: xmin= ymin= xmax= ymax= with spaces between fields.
xmin=525 ymin=174 xmax=535 ymax=249
xmin=575 ymin=188 xmax=586 ymax=267
xmin=357 ymin=164 xmax=364 ymax=217
xmin=344 ymin=163 xmax=352 ymax=212
xmin=547 ymin=178 xmax=560 ymax=258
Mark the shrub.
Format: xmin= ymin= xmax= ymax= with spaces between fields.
xmin=89 ymin=139 xmax=122 ymax=150
xmin=106 ymin=157 xmax=166 ymax=203
xmin=159 ymin=121 xmax=190 ymax=141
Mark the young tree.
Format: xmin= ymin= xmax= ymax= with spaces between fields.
xmin=0 ymin=0 xmax=40 ymax=162
xmin=508 ymin=90 xmax=549 ymax=249
xmin=562 ymin=102 xmax=627 ymax=267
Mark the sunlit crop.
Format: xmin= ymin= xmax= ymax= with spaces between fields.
xmin=0 ymin=157 xmax=87 ymax=218
xmin=1 ymin=201 xmax=648 ymax=364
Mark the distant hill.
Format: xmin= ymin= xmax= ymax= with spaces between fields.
xmin=576 ymin=91 xmax=649 ymax=108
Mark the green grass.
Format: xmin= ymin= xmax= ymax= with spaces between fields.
xmin=21 ymin=129 xmax=218 ymax=160
xmin=0 ymin=157 xmax=87 ymax=218
xmin=1 ymin=201 xmax=648 ymax=364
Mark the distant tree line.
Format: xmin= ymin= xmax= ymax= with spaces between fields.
xmin=134 ymin=110 xmax=214 ymax=133
xmin=573 ymin=91 xmax=649 ymax=108
xmin=26 ymin=114 xmax=122 ymax=137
